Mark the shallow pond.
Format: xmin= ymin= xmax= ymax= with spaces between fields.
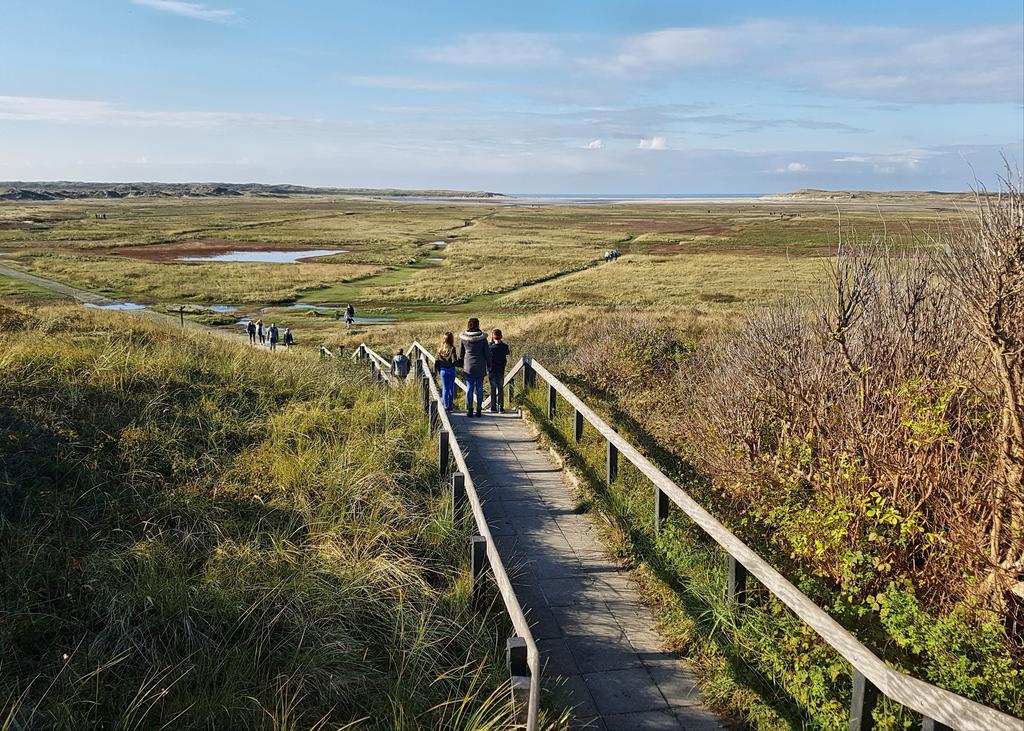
xmin=178 ymin=249 xmax=348 ymax=263
xmin=85 ymin=302 xmax=147 ymax=311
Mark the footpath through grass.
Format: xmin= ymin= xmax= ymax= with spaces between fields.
xmin=0 ymin=303 xmax=541 ymax=730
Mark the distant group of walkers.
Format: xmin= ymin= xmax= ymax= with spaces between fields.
xmin=603 ymin=249 xmax=621 ymax=262
xmin=387 ymin=318 xmax=510 ymax=417
xmin=427 ymin=318 xmax=511 ymax=417
xmin=246 ymin=319 xmax=294 ymax=351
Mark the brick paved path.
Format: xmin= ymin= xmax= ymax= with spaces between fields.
xmin=451 ymin=410 xmax=725 ymax=731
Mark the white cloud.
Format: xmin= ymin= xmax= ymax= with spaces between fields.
xmin=777 ymin=161 xmax=808 ymax=173
xmin=347 ymin=75 xmax=477 ymax=92
xmin=638 ymin=136 xmax=668 ymax=150
xmin=584 ymin=139 xmax=603 ymax=149
xmin=418 ymin=32 xmax=566 ymax=69
xmin=0 ymin=96 xmax=321 ymax=129
xmin=131 ymin=0 xmax=236 ymax=23
xmin=422 ymin=22 xmax=1023 ymax=103
xmin=597 ymin=22 xmax=1023 ymax=102
xmin=829 ymin=150 xmax=936 ymax=171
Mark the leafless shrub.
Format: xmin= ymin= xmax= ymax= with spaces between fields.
xmin=674 ymin=175 xmax=1022 ymax=637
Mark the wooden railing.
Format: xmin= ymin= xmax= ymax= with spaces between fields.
xmin=508 ymin=354 xmax=1023 ymax=731
xmin=354 ymin=343 xmax=540 ymax=730
xmin=352 ymin=342 xmax=1024 ymax=731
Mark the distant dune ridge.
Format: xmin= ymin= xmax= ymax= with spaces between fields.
xmin=769 ymin=187 xmax=984 ymax=203
xmin=0 ymin=181 xmax=500 ymax=201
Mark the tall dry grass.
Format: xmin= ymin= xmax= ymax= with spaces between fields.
xmin=0 ymin=304 xmax=548 ymax=729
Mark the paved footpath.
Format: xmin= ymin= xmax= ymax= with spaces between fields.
xmin=450 ymin=410 xmax=725 ymax=731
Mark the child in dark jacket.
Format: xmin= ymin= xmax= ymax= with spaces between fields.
xmin=488 ymin=329 xmax=511 ymax=413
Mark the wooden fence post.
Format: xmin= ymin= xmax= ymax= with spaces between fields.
xmin=439 ymin=429 xmax=450 ymax=481
xmin=506 ymin=637 xmax=530 ymax=727
xmin=421 ymin=374 xmax=430 ymax=413
xmin=547 ymin=383 xmax=557 ymax=418
xmin=523 ymin=355 xmax=535 ymax=388
xmin=921 ymin=719 xmax=952 ymax=731
xmin=654 ymin=486 xmax=670 ymax=533
xmin=848 ymin=669 xmax=879 ymax=731
xmin=727 ymin=556 xmax=748 ymax=604
xmin=606 ymin=440 xmax=618 ymax=484
xmin=574 ymin=408 xmax=584 ymax=443
xmin=470 ymin=535 xmax=487 ymax=603
xmin=451 ymin=471 xmax=466 ymax=518
xmin=428 ymin=400 xmax=439 ymax=434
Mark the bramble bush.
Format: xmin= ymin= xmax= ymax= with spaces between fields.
xmin=559 ymin=178 xmax=1023 ymax=723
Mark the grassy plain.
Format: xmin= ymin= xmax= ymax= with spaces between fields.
xmin=0 ymin=194 xmax=961 ymax=343
xmin=0 ymin=272 xmax=69 ymax=303
xmin=0 ymin=302 xmax=563 ymax=729
xmin=0 ymin=191 xmax=999 ymax=729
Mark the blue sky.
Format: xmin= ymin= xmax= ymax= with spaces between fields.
xmin=0 ymin=0 xmax=1021 ymax=192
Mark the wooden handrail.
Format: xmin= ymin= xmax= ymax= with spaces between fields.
xmin=351 ymin=342 xmax=1022 ymax=729
xmin=356 ymin=342 xmax=540 ymax=729
xmin=522 ymin=358 xmax=1024 ymax=731
xmin=351 ymin=343 xmax=393 ymax=382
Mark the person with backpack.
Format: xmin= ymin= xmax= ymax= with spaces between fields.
xmin=344 ymin=304 xmax=355 ymax=328
xmin=246 ymin=320 xmax=257 ymax=345
xmin=391 ymin=349 xmax=410 ymax=378
xmin=458 ymin=318 xmax=491 ymax=418
xmin=435 ymin=332 xmax=459 ymax=411
xmin=488 ymin=329 xmax=511 ymax=413
xmin=268 ymin=323 xmax=279 ymax=351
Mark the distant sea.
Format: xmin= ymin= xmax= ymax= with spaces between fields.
xmin=379 ymin=192 xmax=767 ymax=205
xmin=495 ymin=193 xmax=767 ymax=206
xmin=514 ymin=193 xmax=764 ymax=199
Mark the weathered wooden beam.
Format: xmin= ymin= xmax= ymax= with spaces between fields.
xmin=451 ymin=471 xmax=466 ymax=518
xmin=439 ymin=429 xmax=450 ymax=481
xmin=507 ymin=637 xmax=531 ymax=727
xmin=428 ymin=399 xmax=439 ymax=434
xmin=849 ymin=669 xmax=879 ymax=731
xmin=470 ymin=535 xmax=487 ymax=604
xmin=654 ymin=486 xmax=670 ymax=533
xmin=727 ymin=555 xmax=748 ymax=604
xmin=606 ymin=440 xmax=619 ymax=484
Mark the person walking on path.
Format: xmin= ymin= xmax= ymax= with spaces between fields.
xmin=458 ymin=318 xmax=491 ymax=418
xmin=268 ymin=323 xmax=279 ymax=351
xmin=391 ymin=349 xmax=410 ymax=378
xmin=246 ymin=320 xmax=257 ymax=345
xmin=344 ymin=304 xmax=355 ymax=328
xmin=488 ymin=329 xmax=510 ymax=413
xmin=435 ymin=332 xmax=459 ymax=411
xmin=256 ymin=319 xmax=266 ymax=345
xmin=283 ymin=328 xmax=294 ymax=350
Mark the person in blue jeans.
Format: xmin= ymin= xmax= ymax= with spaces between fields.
xmin=488 ymin=329 xmax=511 ymax=413
xmin=458 ymin=318 xmax=491 ymax=417
xmin=435 ymin=332 xmax=459 ymax=411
